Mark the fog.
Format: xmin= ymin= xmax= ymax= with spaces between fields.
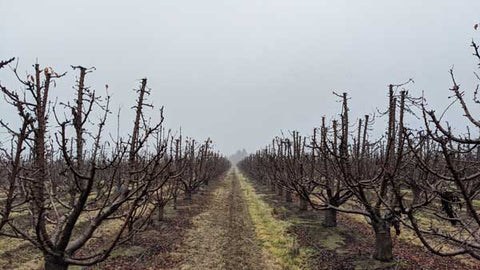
xmin=2 ymin=0 xmax=480 ymax=155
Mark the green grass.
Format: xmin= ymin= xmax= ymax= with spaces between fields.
xmin=238 ymin=173 xmax=312 ymax=270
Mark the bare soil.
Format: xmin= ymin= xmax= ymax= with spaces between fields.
xmin=177 ymin=171 xmax=267 ymax=270
xmin=93 ymin=178 xmax=225 ymax=270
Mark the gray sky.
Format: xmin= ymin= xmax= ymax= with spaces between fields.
xmin=2 ymin=1 xmax=480 ymax=155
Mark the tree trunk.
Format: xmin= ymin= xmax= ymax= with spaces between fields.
xmin=372 ymin=220 xmax=393 ymax=261
xmin=323 ymin=208 xmax=337 ymax=227
xmin=185 ymin=189 xmax=192 ymax=203
xmin=157 ymin=205 xmax=164 ymax=221
xmin=277 ymin=185 xmax=283 ymax=197
xmin=412 ymin=185 xmax=421 ymax=206
xmin=299 ymin=197 xmax=308 ymax=211
xmin=68 ymin=191 xmax=75 ymax=208
xmin=285 ymin=190 xmax=292 ymax=203
xmin=173 ymin=195 xmax=177 ymax=210
xmin=270 ymin=182 xmax=276 ymax=193
xmin=127 ymin=216 xmax=134 ymax=234
xmin=44 ymin=254 xmax=68 ymax=270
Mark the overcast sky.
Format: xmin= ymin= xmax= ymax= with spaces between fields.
xmin=2 ymin=1 xmax=480 ymax=155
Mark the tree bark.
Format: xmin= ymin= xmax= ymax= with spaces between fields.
xmin=270 ymin=182 xmax=276 ymax=193
xmin=285 ymin=190 xmax=292 ymax=203
xmin=185 ymin=189 xmax=192 ymax=203
xmin=299 ymin=197 xmax=308 ymax=211
xmin=323 ymin=208 xmax=337 ymax=227
xmin=44 ymin=255 xmax=68 ymax=270
xmin=411 ymin=185 xmax=421 ymax=206
xmin=173 ymin=195 xmax=177 ymax=210
xmin=157 ymin=205 xmax=164 ymax=221
xmin=372 ymin=220 xmax=393 ymax=261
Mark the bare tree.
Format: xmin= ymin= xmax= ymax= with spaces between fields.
xmin=239 ymin=88 xmax=413 ymax=261
xmin=0 ymin=63 xmax=173 ymax=269
xmin=402 ymin=40 xmax=480 ymax=260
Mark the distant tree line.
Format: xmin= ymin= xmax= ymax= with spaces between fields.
xmin=228 ymin=149 xmax=248 ymax=165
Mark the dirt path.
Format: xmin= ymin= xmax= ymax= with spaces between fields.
xmin=177 ymin=170 xmax=267 ymax=270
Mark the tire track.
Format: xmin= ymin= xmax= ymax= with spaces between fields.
xmin=177 ymin=170 xmax=266 ymax=270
